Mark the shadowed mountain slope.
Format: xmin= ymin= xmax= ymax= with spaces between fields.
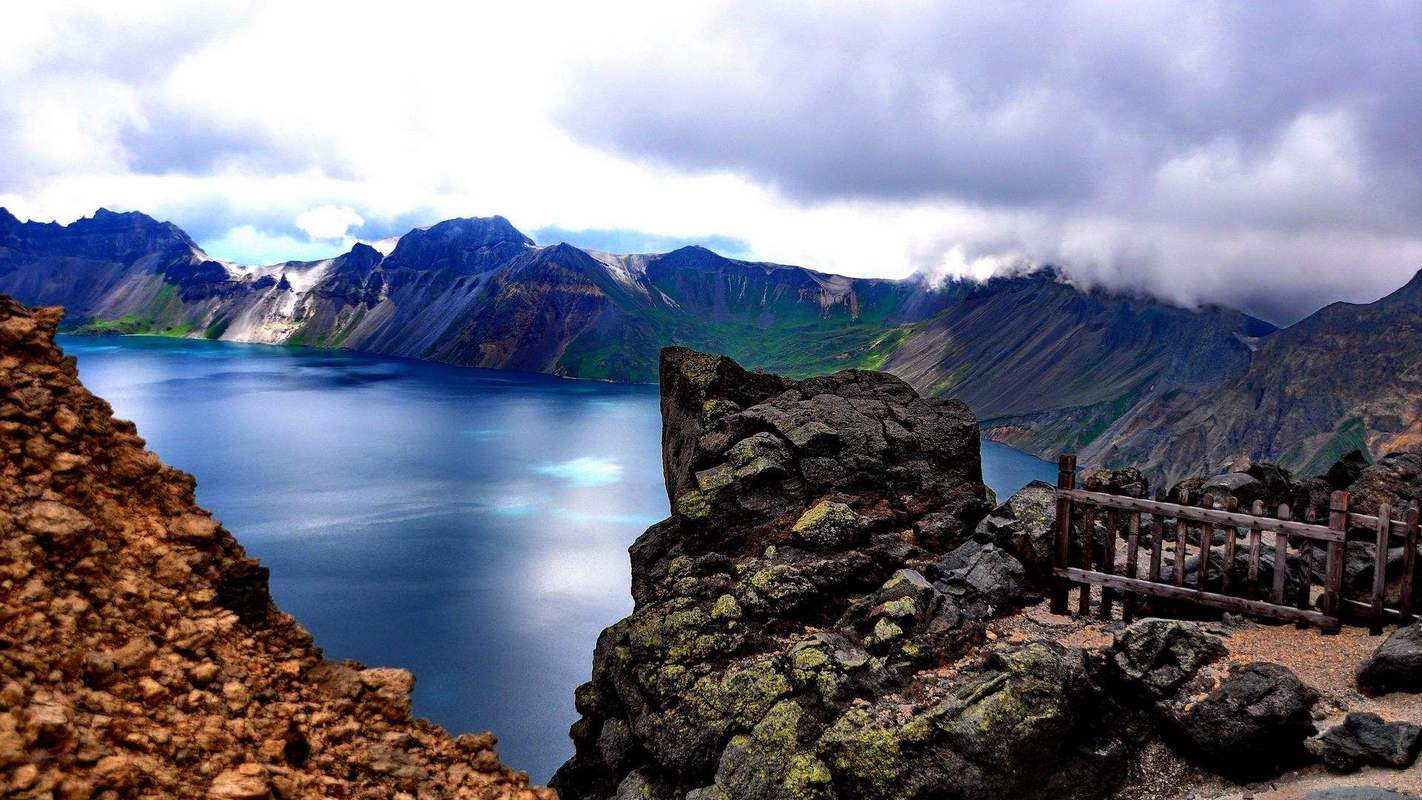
xmin=1093 ymin=269 xmax=1422 ymax=484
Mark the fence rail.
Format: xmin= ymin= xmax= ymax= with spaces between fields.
xmin=1049 ymin=454 xmax=1421 ymax=634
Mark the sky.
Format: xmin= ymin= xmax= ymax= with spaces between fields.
xmin=3 ymin=1 xmax=1421 ymax=324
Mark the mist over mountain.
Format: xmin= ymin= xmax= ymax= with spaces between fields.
xmin=4 ymin=206 xmax=1417 ymax=485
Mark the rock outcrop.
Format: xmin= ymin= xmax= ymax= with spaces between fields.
xmin=0 ymin=296 xmax=550 ymax=799
xmin=554 ymin=348 xmax=1105 ymax=800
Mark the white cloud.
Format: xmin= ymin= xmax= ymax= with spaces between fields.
xmin=2 ymin=1 xmax=1421 ymax=322
xmin=296 ymin=205 xmax=364 ymax=241
xmin=202 ymin=224 xmax=348 ymax=265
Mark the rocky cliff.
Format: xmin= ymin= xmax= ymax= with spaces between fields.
xmin=0 ymin=296 xmax=550 ymax=799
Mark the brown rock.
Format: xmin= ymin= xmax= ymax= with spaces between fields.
xmin=22 ymin=501 xmax=93 ymax=546
xmin=170 ymin=513 xmax=220 ymax=542
xmin=51 ymin=407 xmax=80 ymax=435
xmin=137 ymin=677 xmax=167 ymax=703
xmin=0 ymin=296 xmax=553 ymax=800
xmin=359 ymin=668 xmax=415 ymax=720
xmin=51 ymin=452 xmax=89 ymax=472
xmin=0 ymin=314 xmax=37 ymax=344
xmin=189 ymin=663 xmax=220 ymax=688
xmin=0 ymin=713 xmax=25 ymax=767
xmin=207 ymin=764 xmax=270 ymax=800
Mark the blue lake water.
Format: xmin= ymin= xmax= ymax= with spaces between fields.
xmin=59 ymin=335 xmax=1054 ymax=781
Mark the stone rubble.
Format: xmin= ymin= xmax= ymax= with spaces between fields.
xmin=0 ymin=296 xmax=551 ymax=799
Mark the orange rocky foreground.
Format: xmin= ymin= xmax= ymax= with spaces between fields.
xmin=0 ymin=296 xmax=553 ymax=799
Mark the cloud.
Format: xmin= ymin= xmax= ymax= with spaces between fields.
xmin=296 ymin=205 xmax=365 ymax=241
xmin=201 ymin=225 xmax=350 ymax=265
xmin=531 ymin=226 xmax=753 ymax=259
xmin=3 ymin=2 xmax=1422 ymax=323
xmin=554 ymin=0 xmax=1422 ymax=322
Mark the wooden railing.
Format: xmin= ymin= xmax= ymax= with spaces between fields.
xmin=1049 ymin=454 xmax=1420 ymax=633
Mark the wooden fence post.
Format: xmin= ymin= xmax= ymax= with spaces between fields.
xmin=1371 ymin=504 xmax=1391 ymax=635
xmin=1174 ymin=490 xmax=1189 ymax=588
xmin=1099 ymin=509 xmax=1119 ymax=619
xmin=1050 ymin=454 xmax=1077 ymax=615
xmin=1402 ymin=505 xmax=1420 ymax=623
xmin=1322 ymin=490 xmax=1349 ymax=633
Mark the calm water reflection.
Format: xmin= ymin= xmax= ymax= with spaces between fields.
xmin=60 ymin=335 xmax=1053 ymax=780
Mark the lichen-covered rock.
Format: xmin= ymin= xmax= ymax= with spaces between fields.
xmin=0 ymin=296 xmax=549 ymax=799
xmin=975 ymin=480 xmax=1058 ymax=580
xmin=553 ymin=348 xmax=1000 ymax=799
xmin=897 ymin=642 xmax=1137 ymax=800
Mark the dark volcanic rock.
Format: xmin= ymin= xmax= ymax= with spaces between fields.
xmin=1168 ymin=662 xmax=1317 ymax=780
xmin=885 ymin=642 xmax=1136 ymax=800
xmin=556 ymin=348 xmax=1354 ymax=799
xmin=1109 ymin=619 xmax=1226 ymax=700
xmin=928 ymin=540 xmax=1041 ymax=621
xmin=1201 ymin=472 xmax=1263 ymax=506
xmin=1306 ymin=712 xmax=1422 ymax=772
xmin=975 ymin=479 xmax=1057 ymax=582
xmin=1083 ymin=467 xmax=1148 ymax=498
xmin=553 ymin=349 xmax=1104 ymax=800
xmin=1357 ymin=623 xmax=1422 ymax=696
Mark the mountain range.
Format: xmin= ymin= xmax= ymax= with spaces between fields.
xmin=1 ymin=207 xmax=1416 ymax=485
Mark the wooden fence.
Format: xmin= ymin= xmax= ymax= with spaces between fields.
xmin=1049 ymin=454 xmax=1421 ymax=634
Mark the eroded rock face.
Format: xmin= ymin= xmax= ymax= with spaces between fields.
xmin=0 ymin=296 xmax=549 ymax=799
xmin=554 ymin=348 xmax=1091 ymax=800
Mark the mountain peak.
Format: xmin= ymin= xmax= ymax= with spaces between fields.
xmin=415 ymin=215 xmax=532 ymax=247
xmin=1401 ymin=267 xmax=1422 ymax=293
xmin=381 ymin=215 xmax=533 ymax=272
xmin=88 ymin=207 xmax=158 ymax=224
xmin=657 ymin=244 xmax=737 ymax=270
